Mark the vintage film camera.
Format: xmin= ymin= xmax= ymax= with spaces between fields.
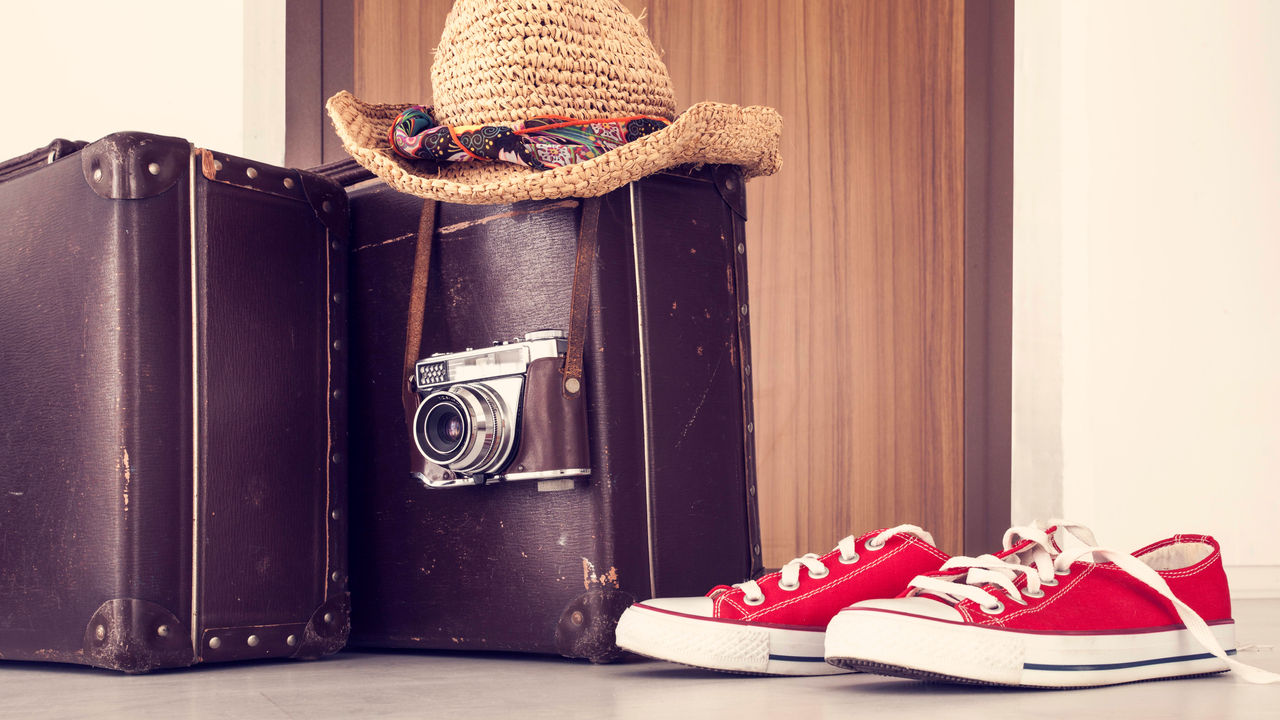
xmin=410 ymin=330 xmax=591 ymax=489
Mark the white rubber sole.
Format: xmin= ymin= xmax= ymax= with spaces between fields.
xmin=615 ymin=603 xmax=850 ymax=676
xmin=825 ymin=608 xmax=1236 ymax=687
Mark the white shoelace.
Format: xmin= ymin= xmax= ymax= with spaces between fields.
xmin=909 ymin=523 xmax=1280 ymax=685
xmin=733 ymin=524 xmax=935 ymax=606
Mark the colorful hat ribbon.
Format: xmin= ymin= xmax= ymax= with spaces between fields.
xmin=389 ymin=106 xmax=671 ymax=171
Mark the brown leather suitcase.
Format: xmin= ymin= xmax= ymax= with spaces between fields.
xmin=319 ymin=159 xmax=762 ymax=662
xmin=0 ymin=132 xmax=350 ymax=672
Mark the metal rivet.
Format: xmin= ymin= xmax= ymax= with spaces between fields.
xmin=247 ymin=635 xmax=260 ymax=647
xmin=246 ymin=167 xmax=259 ymax=179
xmin=287 ymin=634 xmax=299 ymax=647
xmin=753 ymin=544 xmax=761 ymax=555
xmin=564 ymin=377 xmax=581 ymax=395
xmin=322 ymin=200 xmax=333 ymax=213
xmin=332 ymin=389 xmax=342 ymax=400
xmin=156 ymin=625 xmax=170 ymax=638
xmin=332 ymin=293 xmax=342 ymax=304
xmin=330 ymin=240 xmax=340 ymax=251
xmin=283 ymin=177 xmax=295 ymax=189
xmin=323 ymin=613 xmax=334 ymax=624
xmin=209 ymin=636 xmax=222 ymax=649
xmin=570 ymin=610 xmax=585 ymax=626
xmin=94 ymin=624 xmax=106 ymax=641
xmin=331 ymin=571 xmax=342 ymax=582
xmin=747 ymin=422 xmax=754 ymax=433
xmin=740 ymin=304 xmax=749 ymax=316
xmin=147 ymin=162 xmax=160 ymax=176
xmin=745 ymin=365 xmax=752 ymax=376
xmin=737 ymin=243 xmax=746 ymax=254
xmin=748 ymin=485 xmax=756 ymax=496
xmin=331 ymin=509 xmax=341 ymax=520
xmin=331 ymin=453 xmax=342 ymax=464
xmin=332 ymin=340 xmax=342 ymax=351
xmin=213 ymin=160 xmax=223 ymax=171
xmin=92 ymin=167 xmax=103 ymax=182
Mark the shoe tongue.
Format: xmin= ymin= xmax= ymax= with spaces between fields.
xmin=1049 ymin=523 xmax=1099 ymax=560
xmin=1003 ymin=524 xmax=1100 ymax=567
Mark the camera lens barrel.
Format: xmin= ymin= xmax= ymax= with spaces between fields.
xmin=421 ymin=397 xmax=468 ymax=458
xmin=413 ymin=384 xmax=511 ymax=476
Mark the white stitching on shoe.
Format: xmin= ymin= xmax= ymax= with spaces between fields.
xmin=994 ymin=565 xmax=1092 ymax=626
xmin=744 ymin=542 xmax=912 ymax=621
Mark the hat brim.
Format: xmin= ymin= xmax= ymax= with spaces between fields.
xmin=325 ymin=91 xmax=782 ymax=205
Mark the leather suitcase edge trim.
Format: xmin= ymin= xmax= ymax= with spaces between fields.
xmin=626 ymin=182 xmax=659 ymax=598
xmin=726 ymin=167 xmax=764 ymax=578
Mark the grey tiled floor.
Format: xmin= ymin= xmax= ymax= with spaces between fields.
xmin=2 ymin=600 xmax=1277 ymax=719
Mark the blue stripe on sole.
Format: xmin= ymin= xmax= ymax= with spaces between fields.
xmin=1024 ymin=648 xmax=1235 ymax=672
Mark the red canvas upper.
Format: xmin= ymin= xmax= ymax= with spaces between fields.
xmin=705 ymin=529 xmax=949 ymax=629
xmin=904 ymin=533 xmax=1232 ymax=633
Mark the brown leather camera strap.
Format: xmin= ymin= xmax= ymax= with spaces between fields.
xmin=402 ymin=199 xmax=438 ymax=426
xmin=562 ymin=196 xmax=601 ymax=397
xmin=401 ymin=197 xmax=601 ymax=423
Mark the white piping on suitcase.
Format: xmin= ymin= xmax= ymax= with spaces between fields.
xmin=628 ymin=183 xmax=658 ymax=599
xmin=324 ymin=198 xmax=333 ymax=603
xmin=188 ymin=148 xmax=201 ymax=651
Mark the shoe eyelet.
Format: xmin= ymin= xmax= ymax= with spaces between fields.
xmin=1054 ymin=568 xmax=1072 ymax=577
xmin=865 ymin=537 xmax=886 ymax=552
xmin=980 ymin=600 xmax=1005 ymax=615
xmin=808 ymin=565 xmax=830 ymax=579
xmin=1023 ymin=588 xmax=1045 ymax=599
xmin=1040 ymin=576 xmax=1059 ymax=587
xmin=778 ymin=579 xmax=799 ymax=591
xmin=838 ymin=552 xmax=860 ymax=565
xmin=743 ymin=594 xmax=765 ymax=606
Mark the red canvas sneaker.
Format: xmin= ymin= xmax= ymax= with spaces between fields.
xmin=614 ymin=525 xmax=948 ymax=675
xmin=825 ymin=524 xmax=1280 ymax=687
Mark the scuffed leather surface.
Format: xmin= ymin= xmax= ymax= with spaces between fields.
xmin=0 ymin=146 xmax=191 ymax=667
xmin=339 ymin=165 xmax=759 ymax=657
xmin=0 ymin=135 xmax=345 ymax=670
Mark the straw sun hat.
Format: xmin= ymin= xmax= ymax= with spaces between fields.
xmin=326 ymin=0 xmax=782 ymax=204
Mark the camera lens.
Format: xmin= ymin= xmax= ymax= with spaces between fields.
xmin=412 ymin=385 xmax=511 ymax=476
xmin=439 ymin=413 xmax=463 ymax=444
xmin=425 ymin=402 xmax=466 ymax=455
xmin=417 ymin=396 xmax=469 ymax=463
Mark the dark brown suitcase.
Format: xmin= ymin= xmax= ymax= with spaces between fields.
xmin=320 ymin=159 xmax=762 ymax=662
xmin=0 ymin=132 xmax=350 ymax=672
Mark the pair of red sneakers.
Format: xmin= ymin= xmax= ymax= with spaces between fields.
xmin=614 ymin=522 xmax=1279 ymax=687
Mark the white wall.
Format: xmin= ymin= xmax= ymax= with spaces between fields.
xmin=1014 ymin=1 xmax=1280 ymax=597
xmin=0 ymin=1 xmax=258 ymax=161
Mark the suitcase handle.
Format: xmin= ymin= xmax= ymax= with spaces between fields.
xmin=0 ymin=138 xmax=87 ymax=184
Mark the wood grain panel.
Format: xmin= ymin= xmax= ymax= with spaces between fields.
xmin=353 ymin=0 xmax=968 ymax=565
xmin=641 ymin=1 xmax=966 ymax=561
xmin=353 ymin=0 xmax=455 ymax=105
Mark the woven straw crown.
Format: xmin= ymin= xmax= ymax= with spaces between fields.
xmin=431 ymin=0 xmax=677 ymax=126
xmin=326 ymin=0 xmax=782 ymax=205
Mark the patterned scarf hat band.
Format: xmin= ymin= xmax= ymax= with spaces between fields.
xmin=389 ymin=106 xmax=672 ymax=171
